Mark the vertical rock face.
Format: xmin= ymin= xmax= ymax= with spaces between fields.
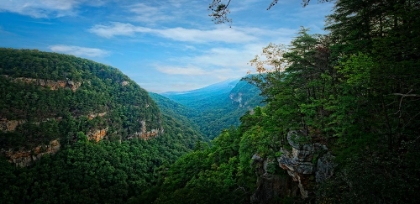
xmin=230 ymin=92 xmax=243 ymax=107
xmin=277 ymin=130 xmax=335 ymax=199
xmin=0 ymin=119 xmax=26 ymax=132
xmin=1 ymin=139 xmax=61 ymax=167
xmin=5 ymin=76 xmax=82 ymax=91
xmin=251 ymin=154 xmax=300 ymax=203
xmin=251 ymin=130 xmax=335 ymax=203
xmin=128 ymin=120 xmax=163 ymax=140
xmin=87 ymin=128 xmax=107 ymax=142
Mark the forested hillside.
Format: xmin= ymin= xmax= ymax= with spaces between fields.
xmin=0 ymin=48 xmax=162 ymax=146
xmin=161 ymin=78 xmax=263 ymax=138
xmin=155 ymin=0 xmax=420 ymax=203
xmin=0 ymin=49 xmax=205 ymax=203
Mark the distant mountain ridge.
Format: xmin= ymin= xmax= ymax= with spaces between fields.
xmin=161 ymin=78 xmax=240 ymax=109
xmin=155 ymin=77 xmax=264 ymax=139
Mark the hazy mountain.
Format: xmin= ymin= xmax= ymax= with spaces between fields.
xmin=157 ymin=77 xmax=264 ymax=139
xmin=162 ymin=78 xmax=240 ymax=110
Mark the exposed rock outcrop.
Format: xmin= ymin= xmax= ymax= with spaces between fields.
xmin=121 ymin=81 xmax=129 ymax=86
xmin=129 ymin=120 xmax=163 ymax=140
xmin=230 ymin=92 xmax=243 ymax=107
xmin=277 ymin=130 xmax=335 ymax=199
xmin=251 ymin=154 xmax=300 ymax=203
xmin=4 ymin=75 xmax=82 ymax=91
xmin=251 ymin=130 xmax=335 ymax=203
xmin=1 ymin=139 xmax=61 ymax=167
xmin=87 ymin=128 xmax=107 ymax=142
xmin=0 ymin=119 xmax=25 ymax=132
xmin=87 ymin=112 xmax=107 ymax=120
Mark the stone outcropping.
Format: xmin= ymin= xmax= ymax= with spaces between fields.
xmin=251 ymin=130 xmax=335 ymax=203
xmin=4 ymin=75 xmax=82 ymax=91
xmin=1 ymin=139 xmax=61 ymax=167
xmin=0 ymin=119 xmax=25 ymax=132
xmin=125 ymin=120 xmax=164 ymax=140
xmin=277 ymin=130 xmax=335 ymax=199
xmin=87 ymin=112 xmax=107 ymax=120
xmin=230 ymin=92 xmax=243 ymax=107
xmin=87 ymin=128 xmax=107 ymax=142
xmin=251 ymin=154 xmax=300 ymax=203
xmin=121 ymin=81 xmax=129 ymax=86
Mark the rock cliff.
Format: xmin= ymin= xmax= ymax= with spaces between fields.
xmin=1 ymin=139 xmax=61 ymax=167
xmin=3 ymin=75 xmax=82 ymax=91
xmin=251 ymin=130 xmax=335 ymax=202
xmin=278 ymin=130 xmax=335 ymax=199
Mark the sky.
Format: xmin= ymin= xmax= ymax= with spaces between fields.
xmin=0 ymin=0 xmax=334 ymax=93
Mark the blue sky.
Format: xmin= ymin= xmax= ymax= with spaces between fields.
xmin=0 ymin=0 xmax=334 ymax=93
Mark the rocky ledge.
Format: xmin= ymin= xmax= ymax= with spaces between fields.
xmin=251 ymin=130 xmax=335 ymax=202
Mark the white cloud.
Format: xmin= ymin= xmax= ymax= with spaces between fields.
xmin=154 ymin=46 xmax=254 ymax=77
xmin=88 ymin=22 xmax=150 ymax=38
xmin=0 ymin=0 xmax=78 ymax=18
xmin=128 ymin=3 xmax=172 ymax=23
xmin=0 ymin=0 xmax=106 ymax=18
xmin=156 ymin=66 xmax=208 ymax=75
xmin=157 ymin=26 xmax=256 ymax=43
xmin=49 ymin=45 xmax=109 ymax=57
xmin=89 ymin=22 xmax=257 ymax=43
xmin=154 ymin=41 xmax=288 ymax=81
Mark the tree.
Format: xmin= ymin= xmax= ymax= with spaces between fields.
xmin=208 ymin=0 xmax=333 ymax=23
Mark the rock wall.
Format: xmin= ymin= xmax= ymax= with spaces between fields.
xmin=87 ymin=112 xmax=107 ymax=120
xmin=4 ymin=75 xmax=82 ymax=91
xmin=1 ymin=139 xmax=61 ymax=167
xmin=251 ymin=130 xmax=335 ymax=202
xmin=277 ymin=130 xmax=335 ymax=199
xmin=0 ymin=119 xmax=25 ymax=132
xmin=87 ymin=128 xmax=107 ymax=142
xmin=251 ymin=154 xmax=300 ymax=203
xmin=127 ymin=120 xmax=163 ymax=140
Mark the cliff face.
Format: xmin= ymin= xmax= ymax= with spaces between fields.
xmin=251 ymin=130 xmax=335 ymax=202
xmin=1 ymin=139 xmax=61 ymax=167
xmin=7 ymin=76 xmax=82 ymax=91
xmin=0 ymin=48 xmax=163 ymax=166
xmin=0 ymin=119 xmax=25 ymax=132
xmin=277 ymin=131 xmax=335 ymax=199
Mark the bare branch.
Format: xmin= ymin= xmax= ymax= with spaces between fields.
xmin=392 ymin=93 xmax=420 ymax=97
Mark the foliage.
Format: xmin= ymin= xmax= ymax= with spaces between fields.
xmin=161 ymin=78 xmax=263 ymax=139
xmin=0 ymin=131 xmax=203 ymax=203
